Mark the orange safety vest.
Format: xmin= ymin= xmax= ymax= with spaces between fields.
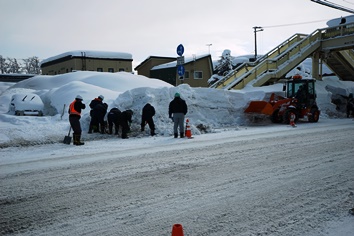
xmin=69 ymin=100 xmax=81 ymax=116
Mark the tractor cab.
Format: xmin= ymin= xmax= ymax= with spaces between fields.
xmin=285 ymin=77 xmax=317 ymax=109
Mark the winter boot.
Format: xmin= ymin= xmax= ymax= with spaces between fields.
xmin=73 ymin=134 xmax=85 ymax=145
xmin=174 ymin=133 xmax=178 ymax=138
xmin=73 ymin=134 xmax=78 ymax=145
xmin=151 ymin=129 xmax=156 ymax=136
xmin=92 ymin=125 xmax=99 ymax=133
xmin=180 ymin=132 xmax=184 ymax=138
xmin=122 ymin=132 xmax=128 ymax=139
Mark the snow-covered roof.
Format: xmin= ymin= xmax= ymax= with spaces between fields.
xmin=327 ymin=14 xmax=354 ymax=27
xmin=151 ymin=54 xmax=210 ymax=70
xmin=40 ymin=50 xmax=133 ymax=65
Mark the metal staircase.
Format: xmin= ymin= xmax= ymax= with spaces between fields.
xmin=210 ymin=23 xmax=354 ymax=90
xmin=324 ymin=50 xmax=354 ymax=81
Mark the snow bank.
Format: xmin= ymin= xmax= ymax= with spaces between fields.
xmin=0 ymin=71 xmax=354 ymax=147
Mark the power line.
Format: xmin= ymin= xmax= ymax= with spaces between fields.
xmin=342 ymin=0 xmax=354 ymax=5
xmin=262 ymin=19 xmax=331 ymax=29
xmin=311 ymin=0 xmax=354 ymax=13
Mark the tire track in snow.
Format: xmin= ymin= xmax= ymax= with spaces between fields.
xmin=0 ymin=121 xmax=353 ymax=235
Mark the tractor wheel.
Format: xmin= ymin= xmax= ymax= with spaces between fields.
xmin=283 ymin=109 xmax=298 ymax=124
xmin=309 ymin=108 xmax=320 ymax=122
xmin=270 ymin=109 xmax=282 ymax=123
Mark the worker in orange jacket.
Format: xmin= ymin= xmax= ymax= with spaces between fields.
xmin=68 ymin=95 xmax=86 ymax=145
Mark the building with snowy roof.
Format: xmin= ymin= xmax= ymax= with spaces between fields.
xmin=40 ymin=50 xmax=133 ymax=75
xmin=135 ymin=54 xmax=213 ymax=87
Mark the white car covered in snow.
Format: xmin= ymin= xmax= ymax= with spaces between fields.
xmin=9 ymin=94 xmax=44 ymax=116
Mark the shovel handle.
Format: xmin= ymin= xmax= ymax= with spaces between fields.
xmin=68 ymin=126 xmax=72 ymax=136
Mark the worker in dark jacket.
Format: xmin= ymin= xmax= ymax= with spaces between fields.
xmin=68 ymin=95 xmax=86 ymax=145
xmin=141 ymin=103 xmax=156 ymax=136
xmin=91 ymin=102 xmax=108 ymax=134
xmin=120 ymin=109 xmax=133 ymax=139
xmin=107 ymin=107 xmax=121 ymax=135
xmin=169 ymin=92 xmax=188 ymax=138
xmin=88 ymin=95 xmax=104 ymax=133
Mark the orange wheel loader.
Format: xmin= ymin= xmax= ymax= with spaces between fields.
xmin=244 ymin=76 xmax=320 ymax=124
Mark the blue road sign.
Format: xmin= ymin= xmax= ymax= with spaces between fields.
xmin=177 ymin=65 xmax=185 ymax=76
xmin=177 ymin=44 xmax=184 ymax=56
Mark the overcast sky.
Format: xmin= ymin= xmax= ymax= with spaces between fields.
xmin=1 ymin=0 xmax=354 ymax=68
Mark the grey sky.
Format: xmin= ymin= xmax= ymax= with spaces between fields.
xmin=1 ymin=0 xmax=353 ymax=68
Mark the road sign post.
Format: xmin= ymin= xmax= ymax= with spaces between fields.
xmin=177 ymin=65 xmax=185 ymax=77
xmin=177 ymin=56 xmax=184 ymax=65
xmin=177 ymin=44 xmax=184 ymax=56
xmin=176 ymin=44 xmax=185 ymax=85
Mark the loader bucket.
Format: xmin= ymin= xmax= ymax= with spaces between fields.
xmin=244 ymin=101 xmax=274 ymax=116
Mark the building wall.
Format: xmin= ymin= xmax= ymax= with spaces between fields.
xmin=150 ymin=67 xmax=176 ymax=86
xmin=136 ymin=57 xmax=176 ymax=77
xmin=176 ymin=56 xmax=213 ymax=87
xmin=41 ymin=57 xmax=133 ymax=75
xmin=149 ymin=56 xmax=213 ymax=87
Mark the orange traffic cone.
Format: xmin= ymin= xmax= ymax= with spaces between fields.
xmin=171 ymin=224 xmax=184 ymax=236
xmin=185 ymin=119 xmax=192 ymax=138
xmin=290 ymin=112 xmax=296 ymax=127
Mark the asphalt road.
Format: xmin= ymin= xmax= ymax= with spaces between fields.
xmin=1 ymin=120 xmax=354 ymax=235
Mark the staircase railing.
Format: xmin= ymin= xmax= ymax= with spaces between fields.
xmin=210 ymin=34 xmax=307 ymax=88
xmin=210 ymin=23 xmax=354 ymax=90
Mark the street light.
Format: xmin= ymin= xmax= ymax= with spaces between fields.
xmin=206 ymin=44 xmax=212 ymax=54
xmin=253 ymin=26 xmax=263 ymax=61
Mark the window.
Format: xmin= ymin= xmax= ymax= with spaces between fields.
xmin=108 ymin=68 xmax=114 ymax=73
xmin=194 ymin=71 xmax=203 ymax=79
xmin=119 ymin=68 xmax=125 ymax=72
xmin=184 ymin=71 xmax=190 ymax=79
xmin=97 ymin=68 xmax=103 ymax=72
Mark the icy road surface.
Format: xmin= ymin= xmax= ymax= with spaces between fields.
xmin=1 ymin=119 xmax=354 ymax=236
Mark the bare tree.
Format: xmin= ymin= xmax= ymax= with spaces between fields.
xmin=0 ymin=55 xmax=5 ymax=74
xmin=22 ymin=56 xmax=41 ymax=74
xmin=6 ymin=58 xmax=21 ymax=74
xmin=0 ymin=56 xmax=42 ymax=74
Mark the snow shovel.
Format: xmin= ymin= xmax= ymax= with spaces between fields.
xmin=63 ymin=127 xmax=72 ymax=144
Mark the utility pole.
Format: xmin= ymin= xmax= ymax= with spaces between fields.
xmin=253 ymin=26 xmax=263 ymax=61
xmin=206 ymin=44 xmax=212 ymax=54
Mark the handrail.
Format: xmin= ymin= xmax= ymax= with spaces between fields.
xmin=210 ymin=34 xmax=306 ymax=88
xmin=211 ymin=22 xmax=354 ymax=90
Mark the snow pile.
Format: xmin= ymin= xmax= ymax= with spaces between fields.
xmin=0 ymin=70 xmax=353 ymax=147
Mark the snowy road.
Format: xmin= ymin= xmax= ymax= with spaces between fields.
xmin=1 ymin=119 xmax=354 ymax=235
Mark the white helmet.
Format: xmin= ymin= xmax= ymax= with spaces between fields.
xmin=98 ymin=95 xmax=104 ymax=100
xmin=76 ymin=95 xmax=83 ymax=100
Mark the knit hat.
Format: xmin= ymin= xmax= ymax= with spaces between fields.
xmin=98 ymin=95 xmax=104 ymax=100
xmin=75 ymin=95 xmax=83 ymax=100
xmin=174 ymin=92 xmax=180 ymax=97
